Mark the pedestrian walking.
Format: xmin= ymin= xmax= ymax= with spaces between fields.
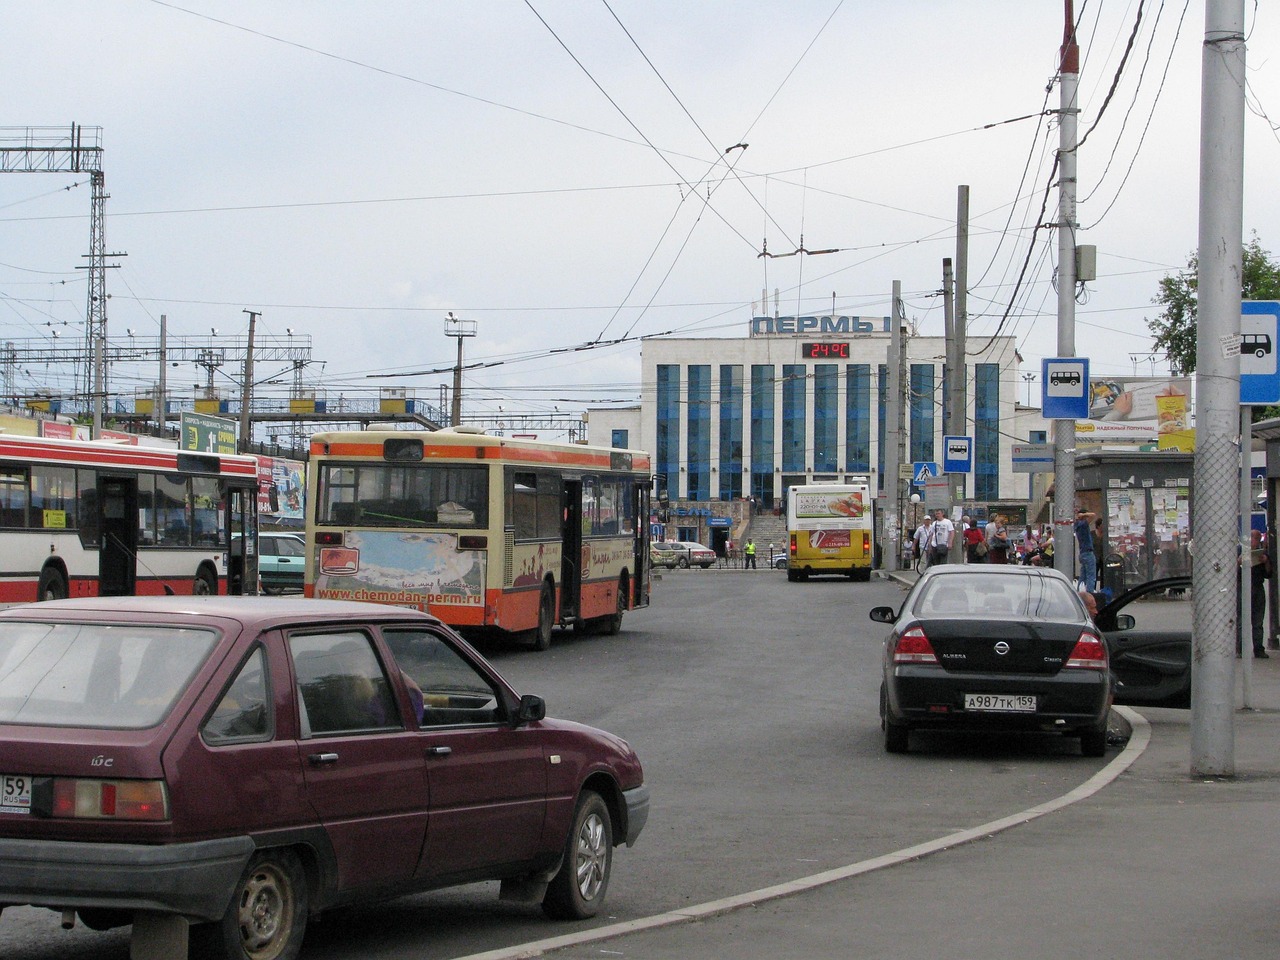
xmin=744 ymin=538 xmax=757 ymax=569
xmin=1075 ymin=509 xmax=1098 ymax=589
xmin=928 ymin=509 xmax=954 ymax=565
xmin=914 ymin=516 xmax=934 ymax=569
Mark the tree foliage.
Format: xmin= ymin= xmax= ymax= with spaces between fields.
xmin=1146 ymin=235 xmax=1280 ymax=375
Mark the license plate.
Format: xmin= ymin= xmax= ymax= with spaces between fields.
xmin=964 ymin=693 xmax=1037 ymax=713
xmin=0 ymin=774 xmax=32 ymax=814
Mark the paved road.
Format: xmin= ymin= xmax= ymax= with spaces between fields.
xmin=6 ymin=569 xmax=1272 ymax=959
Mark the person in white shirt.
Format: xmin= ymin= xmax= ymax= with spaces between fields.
xmin=913 ymin=516 xmax=934 ymax=566
xmin=929 ymin=509 xmax=955 ymax=565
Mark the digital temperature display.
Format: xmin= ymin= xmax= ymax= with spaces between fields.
xmin=801 ymin=342 xmax=851 ymax=359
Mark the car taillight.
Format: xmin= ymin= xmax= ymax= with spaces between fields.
xmin=50 ymin=779 xmax=169 ymax=821
xmin=893 ymin=626 xmax=938 ymax=664
xmin=1065 ymin=631 xmax=1108 ymax=670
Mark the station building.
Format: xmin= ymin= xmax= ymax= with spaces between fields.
xmin=586 ymin=315 xmax=1023 ymax=508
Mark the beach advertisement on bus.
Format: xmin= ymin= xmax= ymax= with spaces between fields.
xmin=314 ymin=531 xmax=485 ymax=609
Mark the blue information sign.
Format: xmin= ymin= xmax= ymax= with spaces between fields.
xmin=942 ymin=436 xmax=972 ymax=474
xmin=1241 ymin=301 xmax=1280 ymax=405
xmin=1041 ymin=357 xmax=1090 ymax=420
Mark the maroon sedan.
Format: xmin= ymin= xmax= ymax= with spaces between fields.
xmin=0 ymin=597 xmax=648 ymax=960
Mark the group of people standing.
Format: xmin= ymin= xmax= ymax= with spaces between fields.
xmin=911 ymin=510 xmax=1024 ymax=566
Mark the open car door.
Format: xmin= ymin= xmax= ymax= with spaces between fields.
xmin=1096 ymin=576 xmax=1193 ymax=709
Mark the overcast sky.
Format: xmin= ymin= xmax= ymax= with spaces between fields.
xmin=3 ymin=1 xmax=1278 ymax=434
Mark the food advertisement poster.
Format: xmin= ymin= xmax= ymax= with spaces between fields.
xmin=1075 ymin=376 xmax=1192 ymax=441
xmin=794 ymin=490 xmax=865 ymax=520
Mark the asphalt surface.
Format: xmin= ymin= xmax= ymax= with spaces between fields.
xmin=463 ymin=566 xmax=1280 ymax=960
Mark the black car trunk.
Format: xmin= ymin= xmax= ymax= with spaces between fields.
xmin=919 ymin=616 xmax=1085 ymax=675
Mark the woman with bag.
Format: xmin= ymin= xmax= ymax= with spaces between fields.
xmin=986 ymin=514 xmax=1011 ymax=564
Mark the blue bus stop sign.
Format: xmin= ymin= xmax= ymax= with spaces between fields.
xmin=1241 ymin=301 xmax=1280 ymax=405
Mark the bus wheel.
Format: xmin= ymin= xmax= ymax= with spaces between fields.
xmin=602 ymin=575 xmax=627 ymax=635
xmin=193 ymin=571 xmax=216 ymax=596
xmin=532 ymin=584 xmax=554 ymax=651
xmin=38 ymin=568 xmax=67 ymax=601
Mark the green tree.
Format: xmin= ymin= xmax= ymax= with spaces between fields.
xmin=1147 ymin=234 xmax=1280 ymax=375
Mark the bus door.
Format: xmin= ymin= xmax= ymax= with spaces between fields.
xmin=224 ymin=482 xmax=258 ymax=596
xmin=98 ymin=475 xmax=137 ymax=597
xmin=560 ymin=479 xmax=583 ymax=623
xmin=632 ymin=484 xmax=650 ymax=607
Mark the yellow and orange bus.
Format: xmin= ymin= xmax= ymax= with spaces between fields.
xmin=304 ymin=427 xmax=652 ymax=649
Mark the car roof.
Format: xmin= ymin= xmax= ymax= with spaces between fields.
xmin=0 ymin=595 xmax=444 ymax=630
xmin=918 ymin=564 xmax=1074 ymax=584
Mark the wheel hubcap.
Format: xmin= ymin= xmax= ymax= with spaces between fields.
xmin=238 ymin=863 xmax=292 ymax=959
xmin=574 ymin=812 xmax=607 ymax=901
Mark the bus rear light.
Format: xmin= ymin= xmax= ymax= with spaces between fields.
xmin=892 ymin=626 xmax=938 ymax=664
xmin=789 ymin=533 xmax=797 ymax=556
xmin=458 ymin=536 xmax=488 ymax=550
xmin=315 ymin=531 xmax=344 ymax=546
xmin=50 ymin=778 xmax=169 ymax=821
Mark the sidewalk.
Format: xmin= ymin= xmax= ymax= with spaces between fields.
xmin=480 ymin=569 xmax=1280 ymax=960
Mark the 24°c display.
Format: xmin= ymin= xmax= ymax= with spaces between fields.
xmin=801 ymin=342 xmax=850 ymax=359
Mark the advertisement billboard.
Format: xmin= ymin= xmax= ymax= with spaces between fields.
xmin=1075 ymin=376 xmax=1191 ymax=443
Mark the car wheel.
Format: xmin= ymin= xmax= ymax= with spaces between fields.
xmin=37 ymin=567 xmax=67 ymax=601
xmin=532 ymin=583 xmax=555 ymax=651
xmin=196 ymin=848 xmax=307 ymax=960
xmin=193 ymin=571 xmax=216 ymax=596
xmin=786 ymin=569 xmax=799 ymax=582
xmin=543 ymin=790 xmax=612 ymax=920
xmin=885 ymin=719 xmax=910 ymax=754
xmin=1079 ymin=726 xmax=1107 ymax=758
xmin=677 ymin=556 xmax=690 ymax=569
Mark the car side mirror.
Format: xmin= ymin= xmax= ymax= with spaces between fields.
xmin=516 ymin=694 xmax=546 ymax=724
xmin=1112 ymin=613 xmax=1136 ymax=632
xmin=869 ymin=606 xmax=896 ymax=624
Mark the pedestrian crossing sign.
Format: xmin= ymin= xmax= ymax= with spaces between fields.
xmin=912 ymin=461 xmax=938 ymax=486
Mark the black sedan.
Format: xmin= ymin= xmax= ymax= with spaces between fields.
xmin=872 ymin=565 xmax=1111 ymax=756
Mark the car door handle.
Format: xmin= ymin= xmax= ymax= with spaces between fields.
xmin=425 ymin=745 xmax=452 ymax=757
xmin=307 ymin=752 xmax=340 ymax=765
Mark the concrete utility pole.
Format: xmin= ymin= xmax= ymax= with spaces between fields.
xmin=1190 ymin=0 xmax=1247 ymax=776
xmin=1052 ymin=8 xmax=1080 ymax=579
xmin=156 ymin=314 xmax=167 ymax=438
xmin=239 ymin=310 xmax=259 ymax=453
xmin=952 ymin=185 xmax=970 ymax=501
xmin=885 ymin=281 xmax=904 ymax=570
xmin=445 ymin=312 xmax=477 ymax=427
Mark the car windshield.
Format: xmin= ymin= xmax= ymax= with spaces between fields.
xmin=0 ymin=622 xmax=218 ymax=728
xmin=914 ymin=575 xmax=1082 ymax=619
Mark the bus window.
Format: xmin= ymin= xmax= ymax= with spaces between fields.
xmin=191 ymin=477 xmax=222 ymax=547
xmin=0 ymin=469 xmax=28 ymax=528
xmin=77 ymin=469 xmax=99 ymax=545
xmin=511 ymin=472 xmax=538 ymax=540
xmin=155 ymin=475 xmax=190 ymax=546
xmin=31 ymin=467 xmax=75 ymax=529
xmin=136 ymin=474 xmax=156 ymax=546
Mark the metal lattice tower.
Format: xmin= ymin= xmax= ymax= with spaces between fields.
xmin=0 ymin=125 xmax=111 ymax=432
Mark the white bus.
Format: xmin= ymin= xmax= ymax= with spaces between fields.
xmin=0 ymin=434 xmax=259 ymax=601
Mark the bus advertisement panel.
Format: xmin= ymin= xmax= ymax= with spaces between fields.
xmin=785 ymin=480 xmax=874 ymax=581
xmin=0 ymin=434 xmax=259 ymax=603
xmin=305 ymin=427 xmax=652 ymax=649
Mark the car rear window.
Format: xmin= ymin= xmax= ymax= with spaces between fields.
xmin=0 ymin=622 xmax=218 ymax=729
xmin=915 ymin=576 xmax=1083 ymax=619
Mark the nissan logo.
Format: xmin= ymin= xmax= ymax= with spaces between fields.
xmin=994 ymin=641 xmax=1011 ymax=656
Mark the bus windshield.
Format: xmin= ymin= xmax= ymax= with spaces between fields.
xmin=317 ymin=463 xmax=489 ymax=528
